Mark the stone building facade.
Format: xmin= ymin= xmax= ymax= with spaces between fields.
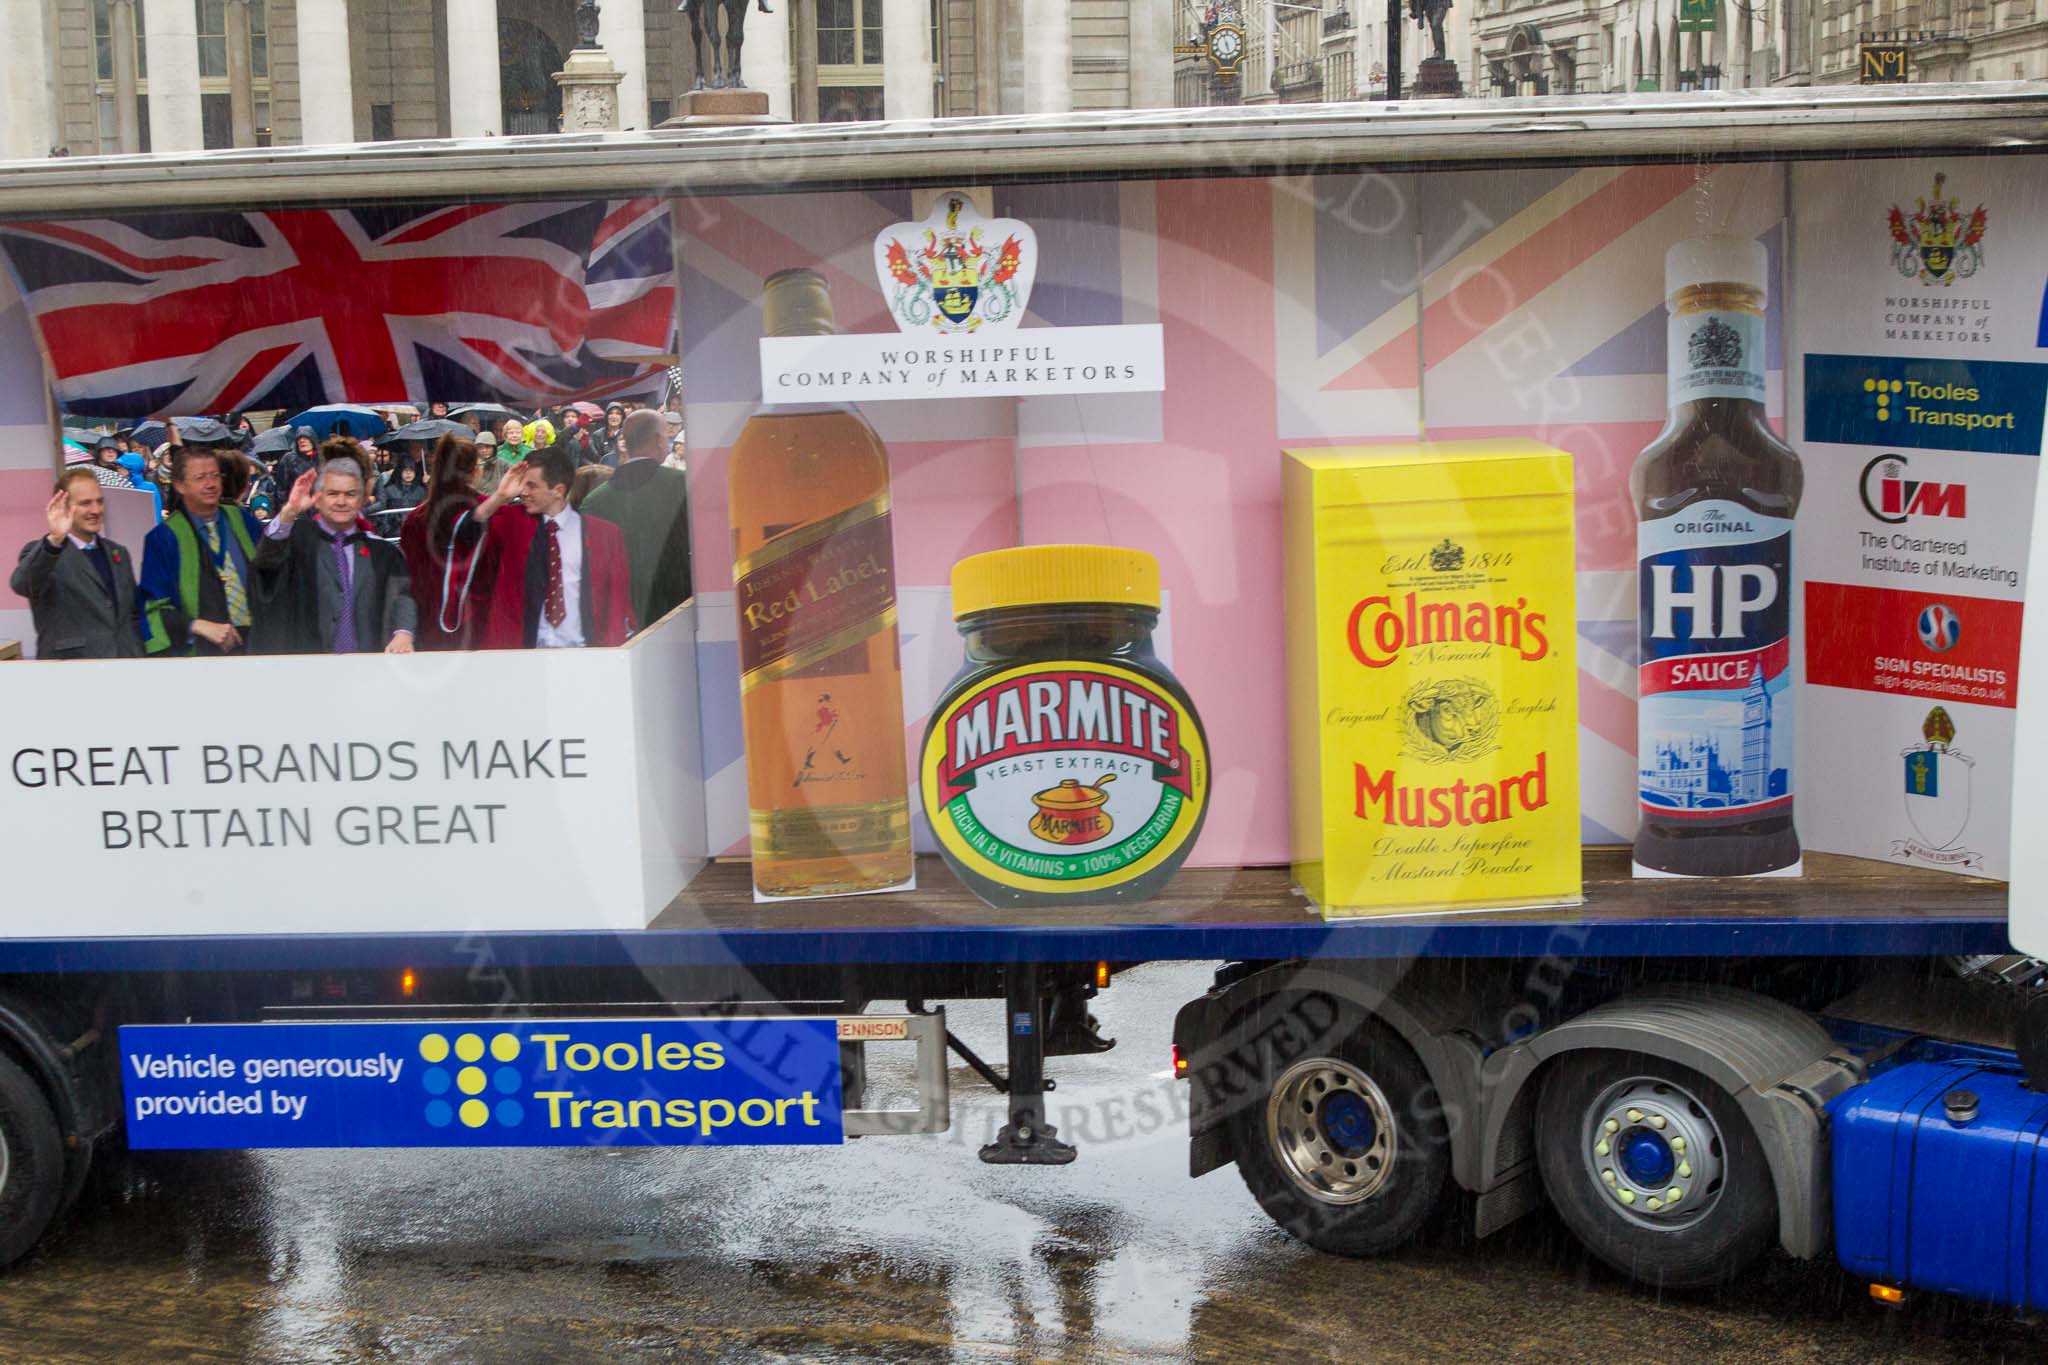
xmin=0 ymin=0 xmax=1177 ymax=160
xmin=2 ymin=0 xmax=2038 ymax=162
xmin=1466 ymin=0 xmax=2048 ymax=97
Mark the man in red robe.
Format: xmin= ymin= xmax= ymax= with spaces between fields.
xmin=461 ymin=444 xmax=635 ymax=649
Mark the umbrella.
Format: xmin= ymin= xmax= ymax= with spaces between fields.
xmin=283 ymin=404 xmax=390 ymax=439
xmin=129 ymin=420 xmax=167 ymax=448
xmin=445 ymin=403 xmax=521 ymax=429
xmin=251 ymin=426 xmax=300 ymax=456
xmin=377 ymin=417 xmax=470 ymax=446
xmin=174 ymin=416 xmax=234 ymax=445
xmin=566 ymin=401 xmax=604 ymax=418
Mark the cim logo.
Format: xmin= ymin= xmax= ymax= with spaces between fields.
xmin=1860 ymin=453 xmax=1966 ymax=525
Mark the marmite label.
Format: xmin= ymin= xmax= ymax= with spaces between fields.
xmin=920 ymin=661 xmax=1208 ymax=895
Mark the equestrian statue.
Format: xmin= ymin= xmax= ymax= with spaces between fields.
xmin=677 ymin=0 xmax=774 ymax=90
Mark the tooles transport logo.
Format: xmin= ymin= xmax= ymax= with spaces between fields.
xmin=1859 ymin=453 xmax=1966 ymax=524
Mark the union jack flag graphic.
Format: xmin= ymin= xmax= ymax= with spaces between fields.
xmin=0 ymin=199 xmax=677 ymax=418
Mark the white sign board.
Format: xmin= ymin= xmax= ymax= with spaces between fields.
xmin=1792 ymin=158 xmax=2048 ymax=889
xmin=0 ymin=607 xmax=706 ymax=937
xmin=759 ymin=324 xmax=1166 ymax=403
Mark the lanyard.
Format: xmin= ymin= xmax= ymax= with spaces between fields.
xmin=439 ymin=509 xmax=485 ymax=636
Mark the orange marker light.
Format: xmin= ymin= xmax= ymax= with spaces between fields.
xmin=1869 ymin=1284 xmax=1906 ymax=1306
xmin=1172 ymin=1043 xmax=1188 ymax=1077
xmin=1095 ymin=960 xmax=1110 ymax=989
xmin=400 ymin=969 xmax=417 ymax=998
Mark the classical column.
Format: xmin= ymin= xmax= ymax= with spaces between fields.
xmin=739 ymin=0 xmax=793 ymax=120
xmin=793 ymin=0 xmax=822 ymax=122
xmin=1022 ymin=0 xmax=1071 ymax=114
xmin=225 ymin=0 xmax=256 ymax=146
xmin=974 ymin=0 xmax=1000 ymax=113
xmin=447 ymin=0 xmax=503 ymax=136
xmin=0 ymin=0 xmax=51 ymax=159
xmin=882 ymin=0 xmax=934 ymax=118
xmin=110 ymin=0 xmax=141 ymax=153
xmin=597 ymin=0 xmax=649 ymax=126
xmin=1730 ymin=2 xmax=1751 ymax=88
xmin=1128 ymin=0 xmax=1173 ymax=108
xmin=142 ymin=0 xmax=204 ymax=151
xmin=296 ymin=0 xmax=354 ymax=145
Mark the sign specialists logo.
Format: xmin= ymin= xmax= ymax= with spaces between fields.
xmin=757 ymin=189 xmax=1165 ymax=404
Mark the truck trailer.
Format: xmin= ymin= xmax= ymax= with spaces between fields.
xmin=0 ymin=85 xmax=2045 ymax=1313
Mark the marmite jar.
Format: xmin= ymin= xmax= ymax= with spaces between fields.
xmin=919 ymin=545 xmax=1210 ymax=909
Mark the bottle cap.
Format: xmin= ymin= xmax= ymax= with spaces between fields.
xmin=762 ymin=268 xmax=836 ymax=338
xmin=952 ymin=545 xmax=1161 ymax=618
xmin=1666 ymin=235 xmax=1768 ymax=303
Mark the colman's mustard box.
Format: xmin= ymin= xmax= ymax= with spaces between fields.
xmin=1284 ymin=442 xmax=1582 ymax=916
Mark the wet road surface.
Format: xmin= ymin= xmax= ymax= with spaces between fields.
xmin=2 ymin=963 xmax=2043 ymax=1362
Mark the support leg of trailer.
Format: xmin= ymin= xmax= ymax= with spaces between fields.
xmin=980 ymin=963 xmax=1076 ymax=1165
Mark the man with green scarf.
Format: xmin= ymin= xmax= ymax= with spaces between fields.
xmin=139 ymin=442 xmax=263 ymax=656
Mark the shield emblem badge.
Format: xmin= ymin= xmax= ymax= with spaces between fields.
xmin=1901 ymin=743 xmax=1973 ymax=852
xmin=935 ymin=285 xmax=979 ymax=326
xmin=1919 ymin=244 xmax=1953 ymax=280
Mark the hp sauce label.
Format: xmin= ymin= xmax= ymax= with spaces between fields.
xmin=1637 ymin=500 xmax=1794 ymax=819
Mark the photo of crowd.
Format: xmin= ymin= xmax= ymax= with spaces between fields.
xmin=14 ymin=398 xmax=692 ymax=662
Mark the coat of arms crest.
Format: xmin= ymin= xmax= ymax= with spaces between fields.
xmin=1898 ymin=706 xmax=1978 ymax=864
xmin=1687 ymin=315 xmax=1743 ymax=370
xmin=874 ymin=193 xmax=1038 ymax=335
xmin=1887 ymin=173 xmax=1987 ymax=288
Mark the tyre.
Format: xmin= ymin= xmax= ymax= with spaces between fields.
xmin=0 ymin=1053 xmax=65 ymax=1269
xmin=1228 ymin=1014 xmax=1450 ymax=1257
xmin=1535 ymin=1052 xmax=1777 ymax=1290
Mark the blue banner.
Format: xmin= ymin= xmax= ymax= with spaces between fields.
xmin=1804 ymin=353 xmax=2048 ymax=456
xmin=120 ymin=1018 xmax=844 ymax=1149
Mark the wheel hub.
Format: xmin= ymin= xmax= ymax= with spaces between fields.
xmin=1617 ymin=1128 xmax=1675 ymax=1187
xmin=1266 ymin=1057 xmax=1396 ymax=1206
xmin=1581 ymin=1076 xmax=1725 ymax=1231
xmin=1318 ymin=1090 xmax=1377 ymax=1157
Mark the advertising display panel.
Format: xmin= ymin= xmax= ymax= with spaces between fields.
xmin=0 ymin=133 xmax=2040 ymax=939
xmin=119 ymin=1017 xmax=843 ymax=1149
xmin=1793 ymin=161 xmax=2048 ymax=880
xmin=0 ymin=610 xmax=706 ymax=936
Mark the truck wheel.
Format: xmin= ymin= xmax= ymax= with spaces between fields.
xmin=1535 ymin=1053 xmax=1776 ymax=1290
xmin=1228 ymin=1017 xmax=1450 ymax=1256
xmin=0 ymin=1054 xmax=65 ymax=1269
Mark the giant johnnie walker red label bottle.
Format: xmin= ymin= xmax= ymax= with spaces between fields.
xmin=1633 ymin=236 xmax=1802 ymax=877
xmin=729 ymin=268 xmax=913 ymax=897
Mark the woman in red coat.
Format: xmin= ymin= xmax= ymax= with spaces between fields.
xmin=400 ymin=434 xmax=525 ymax=650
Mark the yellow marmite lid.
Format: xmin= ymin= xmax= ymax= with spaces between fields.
xmin=951 ymin=545 xmax=1160 ymax=618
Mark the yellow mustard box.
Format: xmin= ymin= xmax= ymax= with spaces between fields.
xmin=1284 ymin=442 xmax=1583 ymax=916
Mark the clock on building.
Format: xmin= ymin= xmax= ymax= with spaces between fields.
xmin=1208 ymin=23 xmax=1246 ymax=76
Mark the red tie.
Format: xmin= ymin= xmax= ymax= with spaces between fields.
xmin=543 ymin=521 xmax=566 ymax=628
